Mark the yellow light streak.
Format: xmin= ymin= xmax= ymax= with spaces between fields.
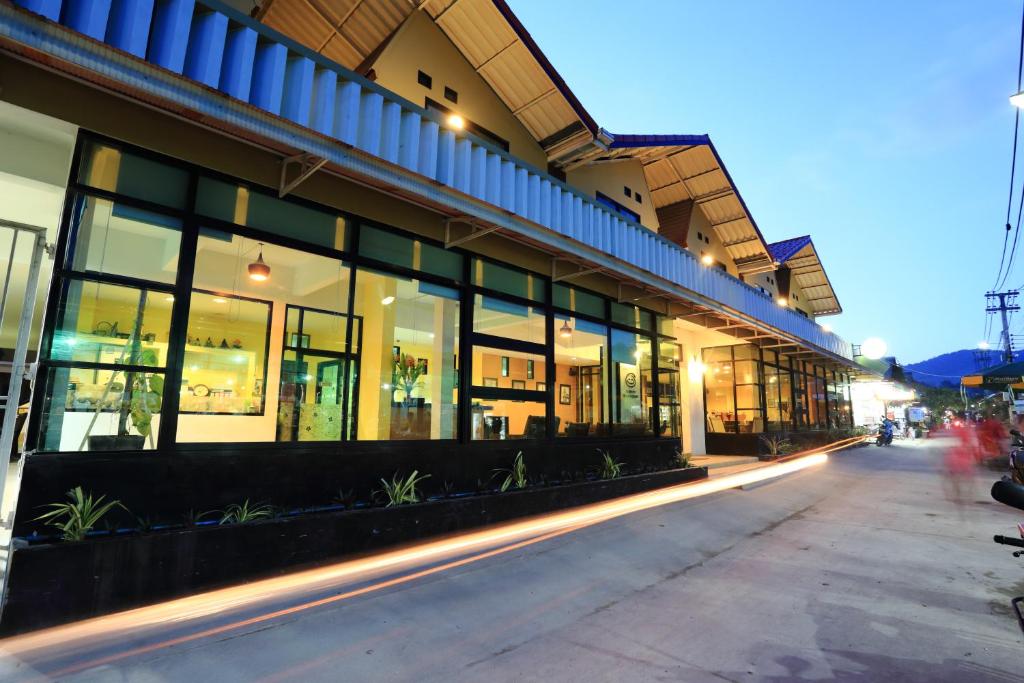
xmin=1 ymin=440 xmax=858 ymax=674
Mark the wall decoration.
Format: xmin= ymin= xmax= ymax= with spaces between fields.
xmin=483 ymin=377 xmax=498 ymax=387
xmin=511 ymin=379 xmax=526 ymax=390
xmin=501 ymin=356 xmax=509 ymax=377
xmin=418 ymin=358 xmax=429 ymax=375
xmin=527 ymin=359 xmax=534 ymax=379
xmin=290 ymin=333 xmax=311 ymax=348
xmin=536 ymin=382 xmax=546 ymax=391
xmin=559 ymin=384 xmax=572 ymax=405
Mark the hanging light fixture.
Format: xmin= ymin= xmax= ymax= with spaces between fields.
xmin=559 ymin=320 xmax=573 ymax=339
xmin=248 ymin=242 xmax=271 ymax=282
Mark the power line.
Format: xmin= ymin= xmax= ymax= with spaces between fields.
xmin=995 ymin=0 xmax=1024 ymax=289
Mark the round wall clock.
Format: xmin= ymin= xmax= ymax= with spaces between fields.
xmin=193 ymin=384 xmax=210 ymax=397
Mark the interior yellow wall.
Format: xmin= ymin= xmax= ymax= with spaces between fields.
xmin=368 ymin=11 xmax=549 ymax=171
xmin=688 ymin=206 xmax=738 ymax=277
xmin=566 ymin=159 xmax=660 ymax=230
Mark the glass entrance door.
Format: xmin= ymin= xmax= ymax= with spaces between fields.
xmin=277 ymin=305 xmax=360 ymax=442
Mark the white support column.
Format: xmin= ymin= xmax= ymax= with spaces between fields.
xmin=379 ymin=101 xmax=402 ymax=163
xmin=436 ymin=129 xmax=456 ymax=185
xmin=418 ymin=120 xmax=439 ymax=178
xmin=453 ymin=138 xmax=472 ymax=193
xmin=356 ymin=91 xmax=383 ymax=156
xmin=334 ymin=80 xmax=361 ymax=145
xmin=527 ymin=173 xmax=540 ymax=223
xmin=398 ymin=111 xmax=421 ymax=171
xmin=470 ymin=146 xmax=488 ymax=199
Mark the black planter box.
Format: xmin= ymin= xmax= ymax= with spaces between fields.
xmin=1 ymin=465 xmax=706 ymax=634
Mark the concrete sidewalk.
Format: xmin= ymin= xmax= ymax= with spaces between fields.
xmin=2 ymin=441 xmax=1022 ymax=681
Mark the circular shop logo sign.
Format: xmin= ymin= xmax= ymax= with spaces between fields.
xmin=625 ymin=372 xmax=637 ymax=388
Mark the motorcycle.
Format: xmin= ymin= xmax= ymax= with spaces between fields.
xmin=1009 ymin=430 xmax=1024 ymax=485
xmin=875 ymin=422 xmax=894 ymax=447
xmin=991 ymin=478 xmax=1024 ymax=640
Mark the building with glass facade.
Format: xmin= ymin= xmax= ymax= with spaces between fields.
xmin=0 ymin=0 xmax=861 ymax=530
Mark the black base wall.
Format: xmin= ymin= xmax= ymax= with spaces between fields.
xmin=2 ymin=465 xmax=706 ymax=634
xmin=14 ymin=438 xmax=680 ymax=537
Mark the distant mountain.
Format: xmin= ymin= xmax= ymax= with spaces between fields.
xmin=903 ymin=348 xmax=1024 ymax=388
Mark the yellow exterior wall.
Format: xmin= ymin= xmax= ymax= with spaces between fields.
xmin=367 ymin=11 xmax=549 ymax=171
xmin=687 ymin=205 xmax=738 ymax=277
xmin=566 ymin=159 xmax=660 ymax=230
xmin=787 ymin=277 xmax=816 ymax=319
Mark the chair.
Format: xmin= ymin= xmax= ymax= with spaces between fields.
xmin=707 ymin=414 xmax=726 ymax=433
xmin=565 ymin=422 xmax=591 ymax=437
xmin=523 ymin=415 xmax=560 ymax=439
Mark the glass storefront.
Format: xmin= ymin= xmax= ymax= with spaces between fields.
xmin=703 ymin=344 xmax=852 ymax=434
xmin=30 ymin=134 xmax=678 ymax=452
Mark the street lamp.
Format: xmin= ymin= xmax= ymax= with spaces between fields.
xmin=978 ymin=341 xmax=991 ymax=350
xmin=861 ymin=337 xmax=887 ymax=360
xmin=1011 ymin=90 xmax=1024 ymax=108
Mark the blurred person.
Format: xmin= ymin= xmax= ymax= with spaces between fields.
xmin=942 ymin=420 xmax=979 ymax=512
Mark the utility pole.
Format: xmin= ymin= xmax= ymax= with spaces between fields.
xmin=986 ymin=290 xmax=1020 ymax=363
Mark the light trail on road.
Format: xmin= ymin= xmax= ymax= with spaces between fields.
xmin=0 ymin=440 xmax=856 ymax=677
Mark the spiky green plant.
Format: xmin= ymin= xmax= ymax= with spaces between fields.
xmin=182 ymin=509 xmax=217 ymax=527
xmin=494 ymin=451 xmax=527 ymax=492
xmin=597 ymin=449 xmax=623 ymax=480
xmin=219 ymin=499 xmax=273 ymax=525
xmin=34 ymin=487 xmax=125 ymax=541
xmin=674 ymin=448 xmax=691 ymax=469
xmin=759 ymin=433 xmax=793 ymax=457
xmin=379 ymin=470 xmax=431 ymax=507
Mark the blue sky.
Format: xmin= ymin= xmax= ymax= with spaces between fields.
xmin=508 ymin=0 xmax=1018 ymax=363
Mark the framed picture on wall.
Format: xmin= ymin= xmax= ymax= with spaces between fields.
xmin=289 ymin=333 xmax=310 ymax=348
xmin=501 ymin=356 xmax=509 ymax=377
xmin=393 ymin=345 xmax=400 ymax=358
xmin=559 ymin=384 xmax=571 ymax=405
xmin=527 ymin=359 xmax=534 ymax=379
xmin=511 ymin=379 xmax=526 ymax=390
xmin=483 ymin=377 xmax=498 ymax=387
xmin=418 ymin=358 xmax=428 ymax=375
xmin=536 ymin=382 xmax=546 ymax=391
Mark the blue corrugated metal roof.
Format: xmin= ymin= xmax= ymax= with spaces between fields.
xmin=606 ymin=132 xmax=711 ymax=148
xmin=768 ymin=236 xmax=813 ymax=265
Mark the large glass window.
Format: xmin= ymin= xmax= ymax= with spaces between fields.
xmin=473 ymin=294 xmax=545 ymax=345
xmin=611 ymin=329 xmax=653 ymax=435
xmin=702 ymin=344 xmax=765 ymax=434
xmin=66 ymin=194 xmax=181 ymax=284
xmin=657 ymin=340 xmax=683 ymax=438
xmin=177 ymin=232 xmax=351 ymax=443
xmin=180 ymin=292 xmax=270 ymax=416
xmin=554 ymin=315 xmax=607 ymax=437
xmin=472 ymin=259 xmax=545 ymax=302
xmin=353 ymin=269 xmax=459 ymax=440
xmin=470 ymin=346 xmax=547 ymax=440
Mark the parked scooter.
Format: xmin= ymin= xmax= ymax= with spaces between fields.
xmin=991 ymin=478 xmax=1024 ymax=640
xmin=1009 ymin=430 xmax=1024 ymax=485
xmin=875 ymin=419 xmax=894 ymax=447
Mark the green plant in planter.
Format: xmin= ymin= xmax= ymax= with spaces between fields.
xmin=759 ymin=433 xmax=793 ymax=457
xmin=674 ymin=448 xmax=691 ymax=468
xmin=379 ymin=471 xmax=430 ymax=507
xmin=182 ymin=509 xmax=217 ymax=527
xmin=494 ymin=451 xmax=528 ymax=492
xmin=597 ymin=449 xmax=623 ymax=480
xmin=34 ymin=487 xmax=126 ymax=541
xmin=219 ymin=500 xmax=273 ymax=524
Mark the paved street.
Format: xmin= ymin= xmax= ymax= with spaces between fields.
xmin=2 ymin=440 xmax=1023 ymax=682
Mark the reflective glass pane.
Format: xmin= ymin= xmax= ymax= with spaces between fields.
xmin=277 ymin=351 xmax=344 ymax=442
xmin=610 ymin=329 xmax=653 ymax=435
xmin=470 ymin=399 xmax=547 ymax=440
xmin=78 ymin=140 xmax=189 ymax=209
xmin=195 ymin=177 xmax=348 ymax=251
xmin=67 ymin=194 xmax=181 ymax=284
xmin=37 ymin=365 xmax=163 ymax=452
xmin=553 ymin=284 xmax=605 ymax=319
xmin=352 ymin=269 xmax=459 ymax=440
xmin=473 ymin=259 xmax=544 ymax=302
xmin=554 ymin=316 xmax=607 ymax=438
xmin=48 ymin=280 xmax=171 ymax=366
xmin=473 ymin=347 xmax=545 ymax=391
xmin=473 ymin=294 xmax=545 ymax=344
xmin=178 ymin=292 xmax=270 ymax=417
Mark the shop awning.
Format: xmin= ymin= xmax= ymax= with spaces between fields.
xmin=961 ymin=360 xmax=1024 ymax=389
